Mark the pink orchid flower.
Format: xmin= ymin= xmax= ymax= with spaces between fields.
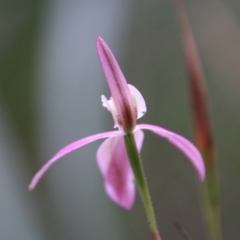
xmin=29 ymin=37 xmax=205 ymax=210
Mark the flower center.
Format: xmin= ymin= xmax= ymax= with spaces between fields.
xmin=101 ymin=84 xmax=147 ymax=130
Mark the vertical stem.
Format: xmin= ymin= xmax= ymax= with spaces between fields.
xmin=201 ymin=149 xmax=221 ymax=240
xmin=173 ymin=1 xmax=221 ymax=239
xmin=124 ymin=133 xmax=162 ymax=240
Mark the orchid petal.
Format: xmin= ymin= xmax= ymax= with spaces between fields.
xmin=29 ymin=131 xmax=121 ymax=190
xmin=128 ymin=84 xmax=147 ymax=119
xmin=137 ymin=124 xmax=205 ymax=180
xmin=97 ymin=37 xmax=136 ymax=133
xmin=97 ymin=130 xmax=144 ymax=209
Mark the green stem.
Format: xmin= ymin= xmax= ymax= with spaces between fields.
xmin=124 ymin=133 xmax=161 ymax=240
xmin=201 ymin=150 xmax=221 ymax=240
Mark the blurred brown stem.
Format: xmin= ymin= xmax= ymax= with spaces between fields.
xmin=173 ymin=1 xmax=221 ymax=240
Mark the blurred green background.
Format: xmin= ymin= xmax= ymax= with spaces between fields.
xmin=0 ymin=0 xmax=239 ymax=239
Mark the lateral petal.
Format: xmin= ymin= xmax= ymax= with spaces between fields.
xmin=29 ymin=131 xmax=121 ymax=190
xmin=137 ymin=124 xmax=205 ymax=181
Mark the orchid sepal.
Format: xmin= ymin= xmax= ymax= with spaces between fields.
xmin=28 ymin=130 xmax=121 ymax=190
xmin=97 ymin=37 xmax=136 ymax=134
xmin=136 ymin=124 xmax=205 ymax=181
xmin=97 ymin=130 xmax=144 ymax=209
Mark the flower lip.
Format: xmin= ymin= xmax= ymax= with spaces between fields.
xmin=97 ymin=36 xmax=136 ymax=133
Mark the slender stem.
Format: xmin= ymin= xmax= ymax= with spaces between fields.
xmin=173 ymin=1 xmax=222 ymax=239
xmin=124 ymin=133 xmax=161 ymax=240
xmin=201 ymin=149 xmax=221 ymax=240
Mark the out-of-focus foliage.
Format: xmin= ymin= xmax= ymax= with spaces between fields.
xmin=0 ymin=0 xmax=239 ymax=239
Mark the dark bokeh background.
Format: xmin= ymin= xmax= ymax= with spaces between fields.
xmin=0 ymin=0 xmax=239 ymax=239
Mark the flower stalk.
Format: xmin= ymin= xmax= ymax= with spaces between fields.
xmin=124 ymin=133 xmax=161 ymax=240
xmin=201 ymin=150 xmax=220 ymax=240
